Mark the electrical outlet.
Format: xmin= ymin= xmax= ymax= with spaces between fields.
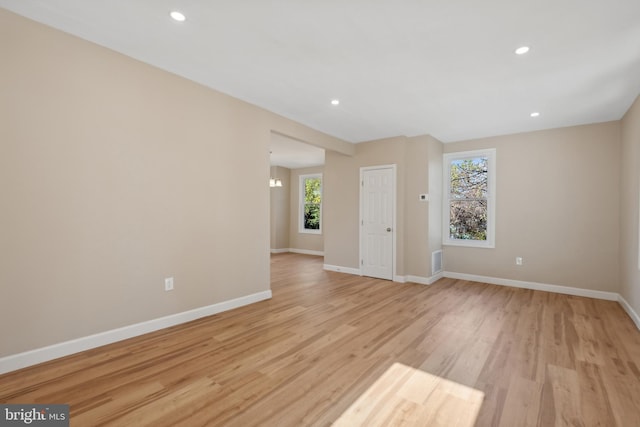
xmin=164 ymin=277 xmax=174 ymax=291
xmin=515 ymin=257 xmax=523 ymax=266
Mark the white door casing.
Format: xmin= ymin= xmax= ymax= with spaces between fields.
xmin=360 ymin=165 xmax=396 ymax=280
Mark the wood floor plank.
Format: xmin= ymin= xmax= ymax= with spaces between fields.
xmin=1 ymin=253 xmax=639 ymax=426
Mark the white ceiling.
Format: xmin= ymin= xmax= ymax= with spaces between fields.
xmin=2 ymin=0 xmax=639 ymax=143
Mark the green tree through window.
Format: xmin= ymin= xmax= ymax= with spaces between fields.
xmin=449 ymin=157 xmax=488 ymax=240
xmin=302 ymin=175 xmax=321 ymax=231
xmin=444 ymin=149 xmax=495 ymax=248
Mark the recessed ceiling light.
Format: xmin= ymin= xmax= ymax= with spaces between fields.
xmin=530 ymin=112 xmax=540 ymax=117
xmin=331 ymin=99 xmax=340 ymax=106
xmin=515 ymin=46 xmax=530 ymax=55
xmin=170 ymin=11 xmax=186 ymax=22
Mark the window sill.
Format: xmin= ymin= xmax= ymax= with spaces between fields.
xmin=299 ymin=229 xmax=322 ymax=235
xmin=443 ymin=240 xmax=494 ymax=249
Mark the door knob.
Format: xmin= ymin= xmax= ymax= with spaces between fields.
xmin=386 ymin=227 xmax=391 ymax=232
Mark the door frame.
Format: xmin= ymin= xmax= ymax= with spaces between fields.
xmin=359 ymin=164 xmax=397 ymax=280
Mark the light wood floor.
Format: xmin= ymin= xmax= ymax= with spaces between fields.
xmin=1 ymin=253 xmax=640 ymax=426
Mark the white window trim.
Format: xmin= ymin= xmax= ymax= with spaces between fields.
xmin=299 ymin=173 xmax=322 ymax=235
xmin=442 ymin=148 xmax=496 ymax=248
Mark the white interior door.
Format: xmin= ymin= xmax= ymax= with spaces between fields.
xmin=360 ymin=166 xmax=395 ymax=280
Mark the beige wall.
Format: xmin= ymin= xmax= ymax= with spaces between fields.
xmin=405 ymin=136 xmax=431 ymax=278
xmin=323 ymin=150 xmax=359 ymax=267
xmin=324 ymin=136 xmax=435 ymax=279
xmin=0 ymin=9 xmax=350 ymax=358
xmin=289 ymin=166 xmax=325 ymax=253
xmin=270 ymin=166 xmax=291 ymax=250
xmin=443 ymin=122 xmax=621 ymax=291
xmin=427 ymin=137 xmax=444 ymax=260
xmin=620 ymin=95 xmax=640 ymax=316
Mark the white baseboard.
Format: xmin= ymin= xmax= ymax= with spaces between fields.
xmin=404 ymin=273 xmax=443 ymax=285
xmin=323 ymin=264 xmax=361 ymax=276
xmin=289 ymin=248 xmax=324 ymax=256
xmin=270 ymin=248 xmax=289 ymax=254
xmin=618 ymin=295 xmax=640 ymax=330
xmin=0 ymin=290 xmax=272 ymax=375
xmin=271 ymin=248 xmax=324 ymax=256
xmin=325 ymin=270 xmax=441 ymax=285
xmin=443 ymin=271 xmax=619 ymax=301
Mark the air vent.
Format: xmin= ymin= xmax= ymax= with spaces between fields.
xmin=432 ymin=250 xmax=443 ymax=276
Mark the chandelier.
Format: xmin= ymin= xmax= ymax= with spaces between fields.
xmin=269 ymin=151 xmax=283 ymax=187
xmin=269 ymin=177 xmax=283 ymax=187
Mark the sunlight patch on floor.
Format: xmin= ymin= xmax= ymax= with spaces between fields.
xmin=333 ymin=363 xmax=484 ymax=427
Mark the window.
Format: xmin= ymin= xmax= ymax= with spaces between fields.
xmin=443 ymin=149 xmax=496 ymax=248
xmin=299 ymin=174 xmax=322 ymax=234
